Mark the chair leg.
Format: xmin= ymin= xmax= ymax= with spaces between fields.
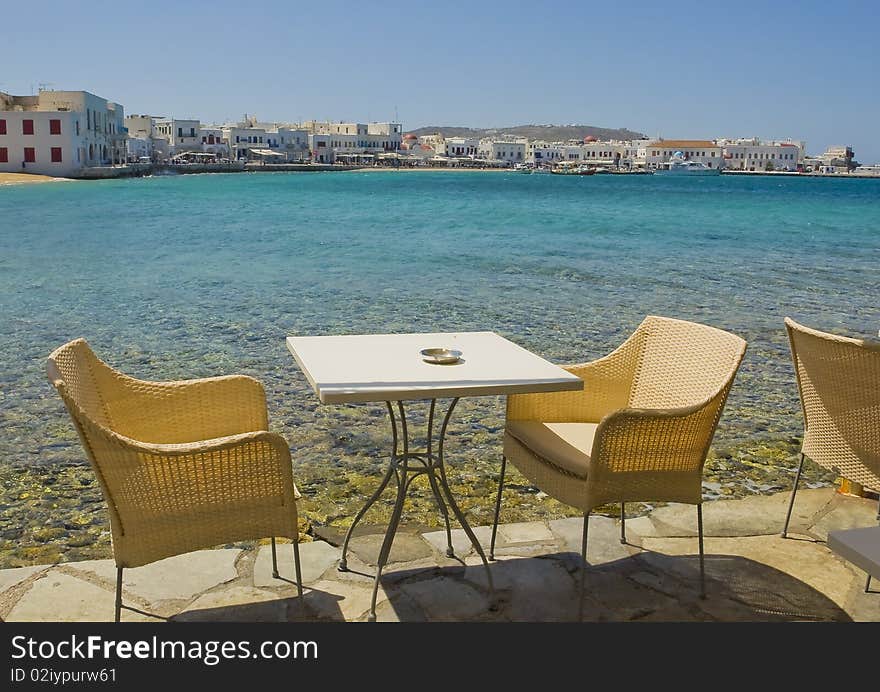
xmin=271 ymin=537 xmax=280 ymax=579
xmin=578 ymin=512 xmax=590 ymax=622
xmin=781 ymin=452 xmax=805 ymax=538
xmin=114 ymin=567 xmax=123 ymax=623
xmin=293 ymin=539 xmax=304 ymax=599
xmin=697 ymin=504 xmax=706 ymax=600
xmin=620 ymin=502 xmax=626 ymax=544
xmin=489 ymin=455 xmax=507 ymax=561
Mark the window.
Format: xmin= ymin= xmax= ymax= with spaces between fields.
xmin=190 ymin=127 xmax=195 ymax=137
xmin=24 ymin=147 xmax=36 ymax=162
xmin=202 ymin=136 xmax=207 ymax=143
xmin=75 ymin=120 xmax=80 ymax=136
xmin=178 ymin=128 xmax=183 ymax=137
xmin=0 ymin=119 xmax=5 ymax=135
xmin=0 ymin=147 xmax=7 ymax=163
xmin=22 ymin=119 xmax=34 ymax=135
xmin=50 ymin=119 xmax=61 ymax=135
xmin=51 ymin=147 xmax=62 ymax=163
xmin=87 ymin=111 xmax=91 ymax=129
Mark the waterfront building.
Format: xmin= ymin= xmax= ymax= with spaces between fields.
xmin=301 ymin=120 xmax=403 ymax=160
xmin=527 ymin=141 xmax=566 ymax=165
xmin=645 ymin=140 xmax=723 ymax=168
xmin=153 ymin=118 xmax=201 ymax=158
xmin=124 ymin=114 xmax=155 ymax=162
xmin=478 ymin=138 xmax=526 ymax=163
xmin=222 ymin=123 xmax=269 ymax=161
xmin=716 ymin=137 xmax=804 ymax=171
xmin=437 ymin=136 xmax=480 ymax=157
xmin=198 ymin=127 xmax=228 ymax=158
xmin=816 ymin=145 xmax=855 ymax=172
xmin=0 ymin=89 xmax=125 ymax=176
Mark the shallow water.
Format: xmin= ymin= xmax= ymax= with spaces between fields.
xmin=1 ymin=171 xmax=878 ymax=566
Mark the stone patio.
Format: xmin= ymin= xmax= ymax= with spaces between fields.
xmin=2 ymin=489 xmax=878 ymax=622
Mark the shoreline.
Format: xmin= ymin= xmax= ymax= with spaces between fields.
xmin=0 ymin=173 xmax=72 ymax=186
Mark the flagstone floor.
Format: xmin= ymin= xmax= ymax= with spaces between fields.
xmin=2 ymin=489 xmax=877 ymax=622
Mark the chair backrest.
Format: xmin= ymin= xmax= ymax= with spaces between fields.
xmin=629 ymin=316 xmax=747 ymax=410
xmin=47 ymin=339 xmax=127 ymax=537
xmin=786 ymin=317 xmax=880 ymax=491
xmin=47 ymin=339 xmax=115 ymax=431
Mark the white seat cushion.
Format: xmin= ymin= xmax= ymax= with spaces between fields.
xmin=505 ymin=421 xmax=597 ymax=478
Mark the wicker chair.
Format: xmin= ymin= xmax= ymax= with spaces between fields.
xmin=489 ymin=316 xmax=746 ymax=615
xmin=47 ymin=339 xmax=302 ymax=621
xmin=783 ymin=318 xmax=880 ymax=590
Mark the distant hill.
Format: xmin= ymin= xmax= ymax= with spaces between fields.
xmin=405 ymin=124 xmax=649 ymax=142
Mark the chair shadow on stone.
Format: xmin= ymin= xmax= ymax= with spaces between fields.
xmin=378 ymin=550 xmax=851 ymax=622
xmin=171 ymin=589 xmax=345 ymax=623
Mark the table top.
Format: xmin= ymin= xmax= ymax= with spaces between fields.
xmin=286 ymin=331 xmax=584 ymax=404
xmin=828 ymin=525 xmax=880 ymax=580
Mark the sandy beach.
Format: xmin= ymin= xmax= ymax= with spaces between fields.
xmin=345 ymin=166 xmax=510 ymax=173
xmin=0 ymin=172 xmax=70 ymax=186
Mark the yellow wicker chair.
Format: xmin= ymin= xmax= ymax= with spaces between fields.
xmin=47 ymin=339 xmax=302 ymax=621
xmin=489 ymin=316 xmax=746 ymax=615
xmin=783 ymin=318 xmax=880 ymax=590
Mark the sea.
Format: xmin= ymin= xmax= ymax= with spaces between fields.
xmin=1 ymin=170 xmax=878 ymax=565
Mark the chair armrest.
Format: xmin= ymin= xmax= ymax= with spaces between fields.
xmin=591 ymin=400 xmax=720 ymax=475
xmin=507 ymin=339 xmax=640 ymax=423
xmin=107 ymin=374 xmax=270 ymax=443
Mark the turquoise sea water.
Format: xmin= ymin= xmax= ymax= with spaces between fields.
xmin=1 ymin=171 xmax=878 ymax=564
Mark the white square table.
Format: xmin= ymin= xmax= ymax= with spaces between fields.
xmin=828 ymin=525 xmax=880 ymax=593
xmin=287 ymin=331 xmax=583 ymax=621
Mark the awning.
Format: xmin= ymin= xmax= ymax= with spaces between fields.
xmin=250 ymin=149 xmax=285 ymax=156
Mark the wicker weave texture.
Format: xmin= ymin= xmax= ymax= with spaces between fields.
xmin=786 ymin=318 xmax=880 ymax=492
xmin=505 ymin=316 xmax=746 ymax=511
xmin=47 ymin=339 xmax=299 ymax=568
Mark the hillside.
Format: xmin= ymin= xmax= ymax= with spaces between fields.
xmin=405 ymin=124 xmax=648 ymax=142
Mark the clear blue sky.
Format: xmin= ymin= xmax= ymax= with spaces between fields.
xmin=4 ymin=0 xmax=879 ymax=161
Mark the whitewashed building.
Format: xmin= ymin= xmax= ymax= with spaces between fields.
xmin=645 ymin=140 xmax=723 ymax=168
xmin=223 ymin=125 xmax=268 ymax=160
xmin=153 ymin=118 xmax=202 ymax=158
xmin=717 ymin=137 xmax=804 ymax=171
xmin=0 ymin=89 xmax=125 ymax=176
xmin=198 ymin=127 xmax=228 ymax=157
xmin=124 ymin=114 xmax=155 ymax=162
xmin=437 ymin=136 xmax=480 ymax=157
xmin=478 ymin=139 xmax=526 ymax=164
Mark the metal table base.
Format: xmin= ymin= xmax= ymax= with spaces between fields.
xmin=336 ymin=398 xmax=496 ymax=622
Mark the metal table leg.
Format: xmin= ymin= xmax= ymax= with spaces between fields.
xmin=338 ymin=397 xmax=496 ymax=621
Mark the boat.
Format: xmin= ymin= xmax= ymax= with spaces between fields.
xmin=532 ymin=166 xmax=550 ymax=175
xmin=514 ymin=163 xmax=532 ymax=174
xmin=657 ymin=152 xmax=720 ymax=175
xmin=551 ymin=162 xmax=596 ymax=176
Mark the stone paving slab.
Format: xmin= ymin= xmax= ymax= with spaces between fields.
xmin=175 ymin=587 xmax=293 ymax=623
xmin=7 ymin=572 xmax=149 ymax=622
xmin=639 ymin=534 xmax=880 ymax=621
xmin=637 ymin=489 xmax=836 ymax=539
xmin=399 ymin=577 xmax=489 ymax=621
xmin=498 ymin=521 xmax=554 ymax=544
xmin=1 ymin=490 xmax=878 ymax=623
xmin=347 ymin=532 xmax=434 ymax=566
xmin=421 ymin=525 xmax=495 ymax=557
xmin=306 ymin=579 xmax=387 ymax=621
xmin=549 ymin=516 xmax=638 ymax=565
xmin=0 ymin=565 xmax=47 ymax=593
xmin=67 ymin=550 xmax=241 ymax=603
xmin=809 ymin=494 xmax=879 ymax=541
xmin=253 ymin=541 xmax=340 ymax=588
